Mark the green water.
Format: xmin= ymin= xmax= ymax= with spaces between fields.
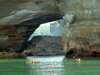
xmin=0 ymin=56 xmax=100 ymax=75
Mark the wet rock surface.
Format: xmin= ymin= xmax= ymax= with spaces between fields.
xmin=65 ymin=48 xmax=100 ymax=58
xmin=0 ymin=52 xmax=27 ymax=58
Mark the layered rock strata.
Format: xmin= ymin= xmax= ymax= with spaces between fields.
xmin=60 ymin=0 xmax=100 ymax=58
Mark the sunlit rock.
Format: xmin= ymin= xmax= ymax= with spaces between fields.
xmin=60 ymin=0 xmax=100 ymax=58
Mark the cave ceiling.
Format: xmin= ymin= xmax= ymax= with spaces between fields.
xmin=0 ymin=0 xmax=62 ymax=52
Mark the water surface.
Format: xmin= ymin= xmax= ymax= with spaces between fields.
xmin=0 ymin=56 xmax=100 ymax=75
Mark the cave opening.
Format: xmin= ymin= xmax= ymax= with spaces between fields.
xmin=24 ymin=20 xmax=65 ymax=56
xmin=16 ymin=12 xmax=63 ymax=53
xmin=28 ymin=20 xmax=64 ymax=41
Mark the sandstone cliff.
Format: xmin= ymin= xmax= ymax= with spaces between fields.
xmin=60 ymin=0 xmax=100 ymax=57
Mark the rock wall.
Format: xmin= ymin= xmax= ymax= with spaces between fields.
xmin=25 ymin=36 xmax=64 ymax=56
xmin=59 ymin=0 xmax=100 ymax=56
xmin=0 ymin=0 xmax=62 ymax=53
xmin=0 ymin=0 xmax=100 ymax=56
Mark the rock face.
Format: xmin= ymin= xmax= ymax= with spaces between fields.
xmin=0 ymin=0 xmax=62 ymax=53
xmin=60 ymin=0 xmax=100 ymax=57
xmin=0 ymin=0 xmax=100 ymax=57
xmin=25 ymin=36 xmax=64 ymax=56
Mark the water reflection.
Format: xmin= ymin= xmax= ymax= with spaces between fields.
xmin=0 ymin=57 xmax=100 ymax=75
xmin=27 ymin=56 xmax=64 ymax=75
xmin=26 ymin=56 xmax=100 ymax=75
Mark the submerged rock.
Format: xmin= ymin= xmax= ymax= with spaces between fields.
xmin=0 ymin=52 xmax=27 ymax=58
